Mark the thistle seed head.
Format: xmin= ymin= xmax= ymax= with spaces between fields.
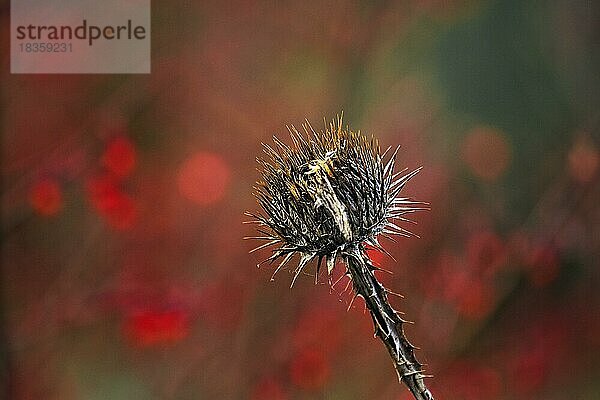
xmin=247 ymin=116 xmax=426 ymax=284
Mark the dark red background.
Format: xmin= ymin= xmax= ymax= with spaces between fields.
xmin=2 ymin=1 xmax=599 ymax=399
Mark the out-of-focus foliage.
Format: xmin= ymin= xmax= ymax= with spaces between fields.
xmin=2 ymin=1 xmax=599 ymax=399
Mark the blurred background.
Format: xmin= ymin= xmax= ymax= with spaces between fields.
xmin=2 ymin=0 xmax=599 ymax=399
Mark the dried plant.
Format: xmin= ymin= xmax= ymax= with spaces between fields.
xmin=246 ymin=116 xmax=434 ymax=400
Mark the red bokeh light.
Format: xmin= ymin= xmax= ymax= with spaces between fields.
xmin=426 ymin=231 xmax=508 ymax=320
xmin=177 ymin=152 xmax=230 ymax=206
xmin=102 ymin=193 xmax=136 ymax=231
xmin=289 ymin=348 xmax=330 ymax=391
xmin=29 ymin=178 xmax=62 ymax=216
xmin=432 ymin=254 xmax=496 ymax=320
xmin=102 ymin=136 xmax=137 ymax=178
xmin=86 ymin=173 xmax=120 ymax=212
xmin=86 ymin=174 xmax=137 ymax=230
xmin=123 ymin=309 xmax=190 ymax=347
xmin=455 ymin=279 xmax=494 ymax=320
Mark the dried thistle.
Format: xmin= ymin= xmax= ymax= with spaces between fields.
xmin=246 ymin=116 xmax=434 ymax=400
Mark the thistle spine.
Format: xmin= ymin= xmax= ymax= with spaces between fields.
xmin=248 ymin=116 xmax=435 ymax=400
xmin=345 ymin=246 xmax=434 ymax=400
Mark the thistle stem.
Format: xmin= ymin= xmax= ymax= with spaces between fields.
xmin=345 ymin=245 xmax=435 ymax=400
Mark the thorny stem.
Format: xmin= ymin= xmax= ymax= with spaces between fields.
xmin=344 ymin=245 xmax=435 ymax=400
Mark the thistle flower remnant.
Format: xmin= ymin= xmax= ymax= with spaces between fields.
xmin=246 ymin=116 xmax=434 ymax=400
